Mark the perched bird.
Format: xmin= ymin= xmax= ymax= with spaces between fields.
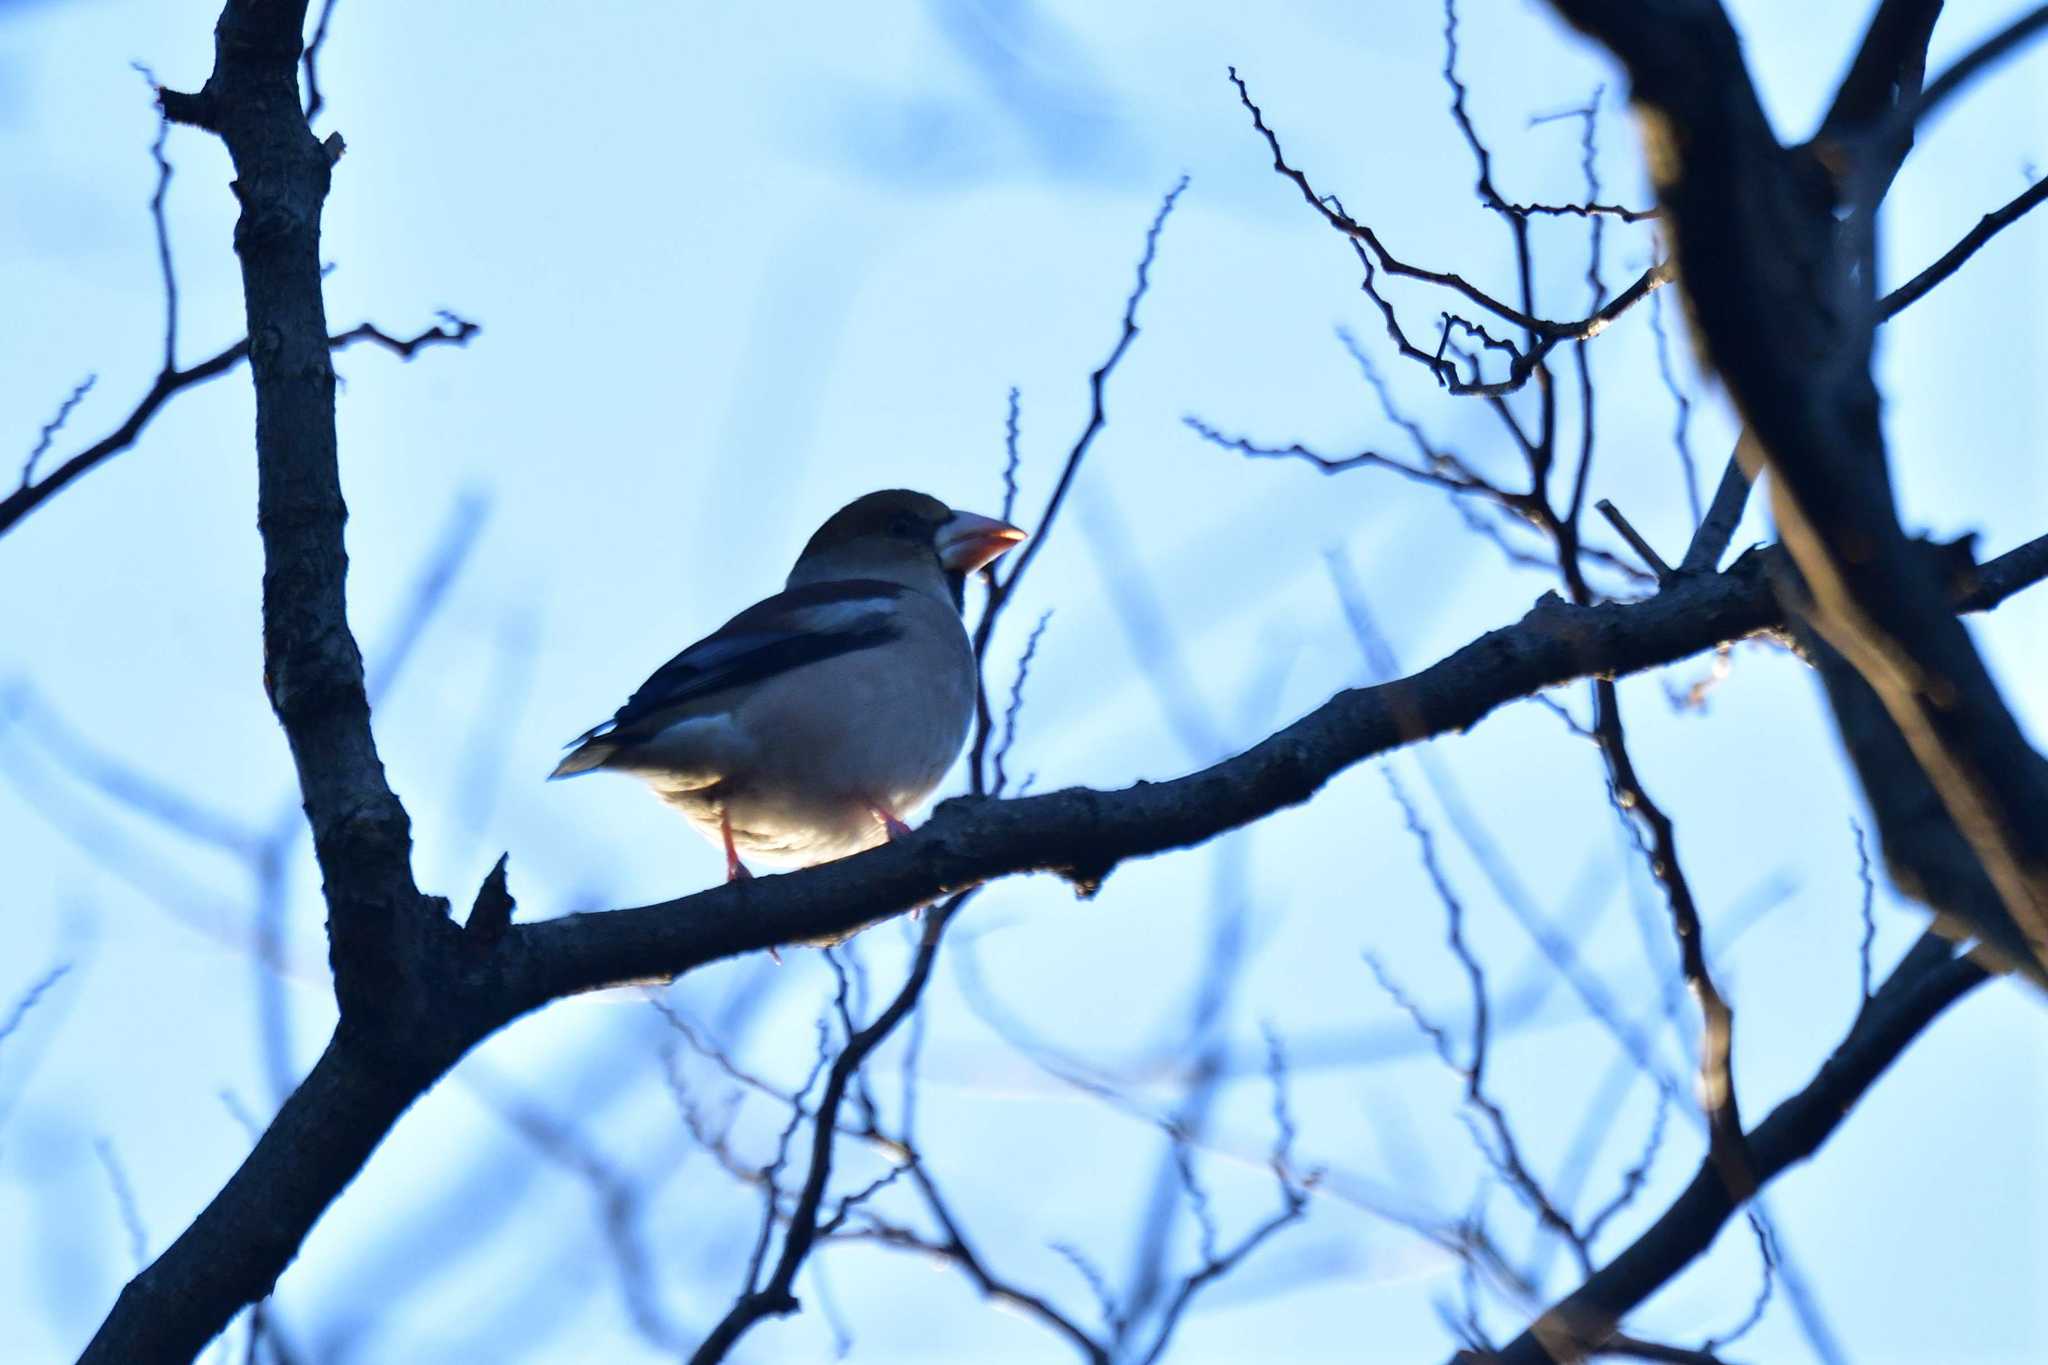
xmin=550 ymin=489 xmax=1026 ymax=880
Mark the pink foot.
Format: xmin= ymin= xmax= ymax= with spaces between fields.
xmin=866 ymin=801 xmax=913 ymax=841
xmin=867 ymin=800 xmax=924 ymax=919
xmin=721 ymin=809 xmax=754 ymax=883
xmin=721 ymin=809 xmax=774 ymax=960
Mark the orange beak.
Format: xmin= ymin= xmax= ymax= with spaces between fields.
xmin=938 ymin=510 xmax=1028 ymax=573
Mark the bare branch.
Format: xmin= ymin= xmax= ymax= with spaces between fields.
xmin=302 ymin=0 xmax=341 ymax=125
xmin=998 ymin=384 xmax=1022 ymax=525
xmin=1819 ymin=0 xmax=1943 ymax=138
xmin=1646 ymin=288 xmax=1701 ymax=525
xmin=1872 ymin=6 xmax=2048 ymax=155
xmin=967 ymin=178 xmax=1188 ymax=790
xmin=1880 ymin=173 xmax=2048 ymax=318
xmin=95 ymin=1138 xmax=150 ymax=1270
xmin=1596 ymin=500 xmax=1674 ymax=583
xmin=1852 ymin=821 xmax=1879 ymax=1004
xmin=1675 ymin=166 xmax=2041 ymax=581
xmin=1505 ymin=201 xmax=1658 ymax=223
xmin=832 ymin=1206 xmax=1110 ymax=1363
xmin=0 ymin=962 xmax=73 ymax=1057
xmin=1701 ymin=1212 xmax=1775 ymax=1352
xmin=0 ymin=314 xmax=477 ymax=541
xmin=1491 ymin=933 xmax=1987 ymax=1363
xmin=21 ymin=374 xmax=96 ymax=490
xmin=480 ymin=1077 xmax=690 ymax=1354
xmin=1135 ymin=1031 xmax=1309 ymax=1365
xmin=1676 ymin=443 xmax=1754 ymax=577
xmin=129 ymin=64 xmax=180 ymax=374
xmin=992 ymin=610 xmax=1053 ymax=798
xmin=1547 ymin=0 xmax=2048 ymax=979
xmin=1591 ymin=680 xmax=1747 ymax=1193
xmin=1578 ymin=1081 xmax=1673 ymax=1248
xmin=1224 ymin=65 xmax=1676 ymax=399
xmin=77 ymin=5 xmax=2048 ymax=1360
xmin=690 ymin=900 xmax=966 ymax=1362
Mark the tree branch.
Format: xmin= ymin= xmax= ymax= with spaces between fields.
xmin=1545 ymin=0 xmax=2048 ymax=980
xmin=0 ymin=316 xmax=475 ymax=542
xmin=74 ymin=2 xmax=2048 ymax=1355
xmin=1486 ymin=933 xmax=1987 ymax=1364
xmin=89 ymin=526 xmax=2048 ymax=1360
xmin=1879 ymin=172 xmax=2048 ymax=318
xmin=154 ymin=0 xmax=448 ymax=1029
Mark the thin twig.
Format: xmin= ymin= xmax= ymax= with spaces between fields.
xmin=999 ymin=385 xmax=1023 ymax=526
xmin=1597 ymin=500 xmax=1674 ymax=583
xmin=1852 ymin=821 xmax=1878 ymax=1005
xmin=129 ymin=64 xmax=179 ymax=374
xmin=1701 ymin=1212 xmax=1776 ymax=1351
xmin=1646 ymin=287 xmax=1701 ymax=525
xmin=302 ymin=0 xmax=341 ymax=124
xmin=1225 ymin=66 xmax=1675 ymax=401
xmin=0 ymin=963 xmax=72 ymax=1053
xmin=992 ymin=610 xmax=1052 ymax=798
xmin=1880 ymin=173 xmax=2048 ymax=317
xmin=690 ymin=898 xmax=970 ymax=1363
xmin=95 ymin=1138 xmax=150 ymax=1270
xmin=1591 ymin=680 xmax=1748 ymax=1200
xmin=1505 ymin=201 xmax=1659 ymax=222
xmin=966 ymin=178 xmax=1187 ymax=789
xmin=21 ymin=375 xmax=96 ymax=489
xmin=0 ymin=315 xmax=478 ymax=540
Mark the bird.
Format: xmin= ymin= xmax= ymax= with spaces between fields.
xmin=550 ymin=489 xmax=1027 ymax=882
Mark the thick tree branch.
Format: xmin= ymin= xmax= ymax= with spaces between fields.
xmin=84 ymin=527 xmax=2046 ymax=1360
xmin=1779 ymin=578 xmax=2048 ymax=987
xmin=1817 ymin=0 xmax=1943 ymax=174
xmin=82 ymin=1031 xmax=441 ymax=1364
xmin=76 ymin=2 xmax=2048 ymax=1356
xmin=152 ymin=0 xmax=447 ymax=1030
xmin=1545 ymin=0 xmax=2048 ymax=979
xmin=80 ymin=4 xmax=465 ymax=1356
xmin=477 ymin=536 xmax=2043 ymax=1009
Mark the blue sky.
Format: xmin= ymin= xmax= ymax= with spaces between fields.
xmin=2 ymin=1 xmax=2044 ymax=1361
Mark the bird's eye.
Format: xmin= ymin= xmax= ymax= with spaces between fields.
xmin=889 ymin=515 xmax=920 ymax=539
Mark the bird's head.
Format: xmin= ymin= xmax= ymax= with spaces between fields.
xmin=790 ymin=489 xmax=1027 ymax=606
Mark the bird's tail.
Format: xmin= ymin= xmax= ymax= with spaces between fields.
xmin=548 ymin=740 xmax=617 ymax=779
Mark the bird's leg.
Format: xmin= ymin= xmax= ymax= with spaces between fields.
xmin=866 ymin=800 xmax=913 ymax=841
xmin=865 ymin=799 xmax=924 ymax=919
xmin=720 ymin=809 xmax=754 ymax=882
xmin=721 ymin=809 xmax=778 ymax=962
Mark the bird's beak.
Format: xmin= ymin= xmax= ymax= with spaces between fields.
xmin=938 ymin=510 xmax=1027 ymax=573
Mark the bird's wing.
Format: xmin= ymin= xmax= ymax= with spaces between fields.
xmin=570 ymin=579 xmax=910 ymax=748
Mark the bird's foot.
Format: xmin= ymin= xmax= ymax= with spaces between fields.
xmin=867 ymin=801 xmax=913 ymax=841
xmin=721 ymin=808 xmax=754 ymax=882
xmin=865 ymin=801 xmax=925 ymax=918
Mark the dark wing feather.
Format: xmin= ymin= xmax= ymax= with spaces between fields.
xmin=573 ymin=580 xmax=907 ymax=746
